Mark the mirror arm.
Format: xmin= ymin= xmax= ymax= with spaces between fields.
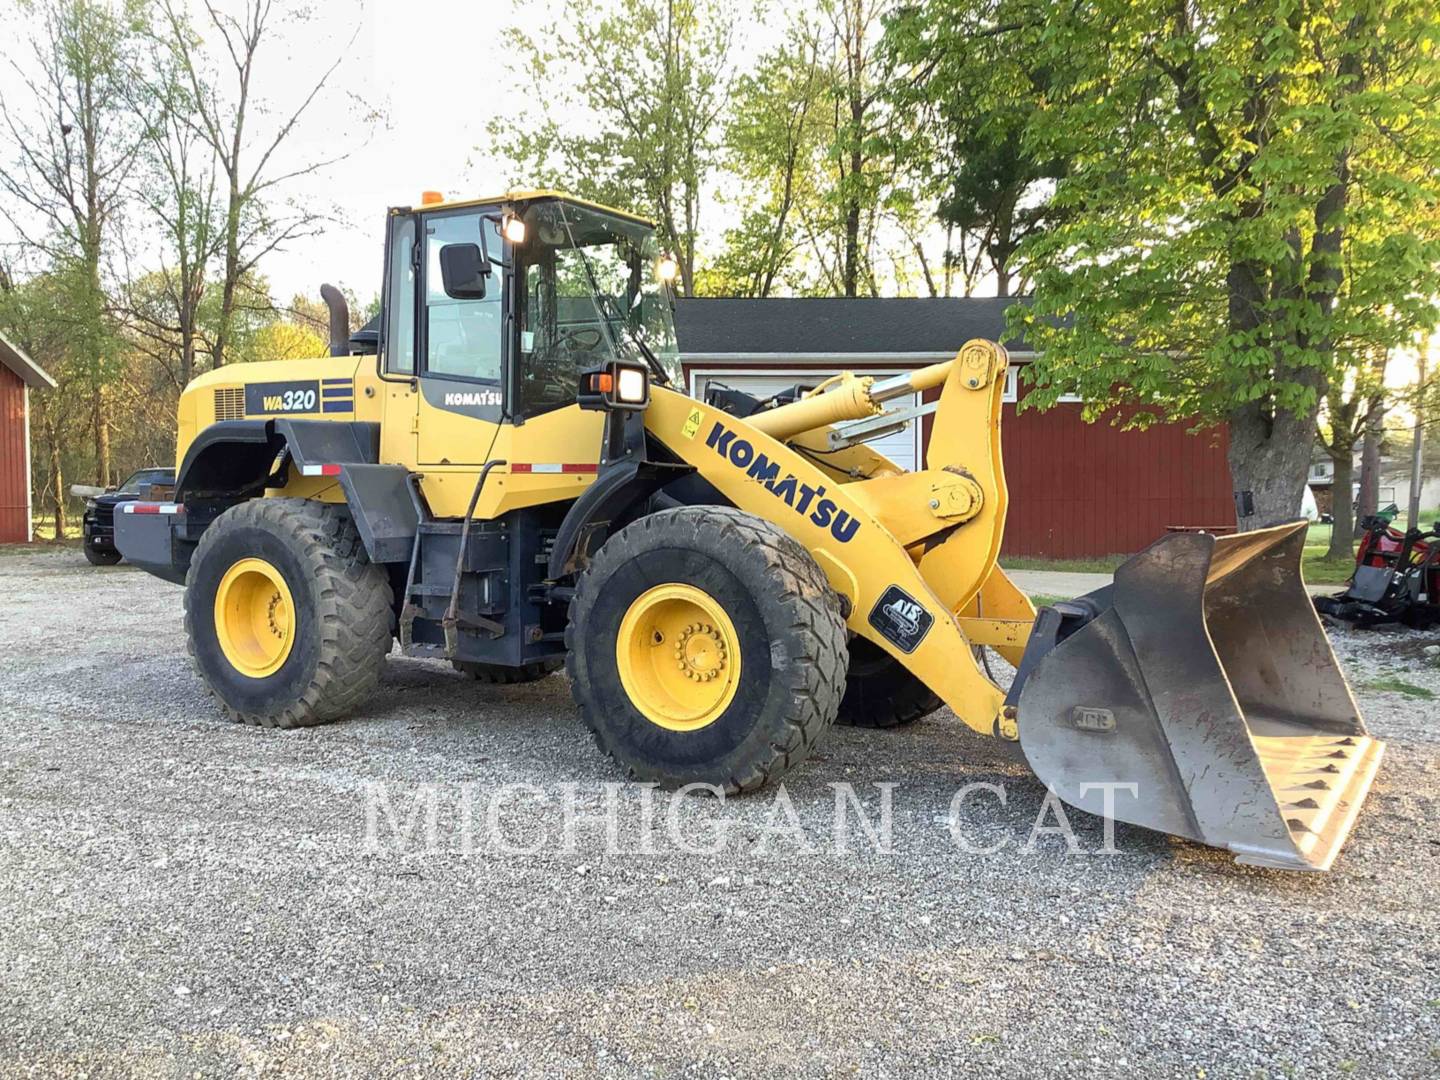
xmin=481 ymin=213 xmax=508 ymax=270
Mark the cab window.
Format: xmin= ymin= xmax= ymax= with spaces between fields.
xmin=384 ymin=215 xmax=416 ymax=375
xmin=425 ymin=212 xmax=502 ymax=383
xmin=515 ymin=200 xmax=680 ymax=417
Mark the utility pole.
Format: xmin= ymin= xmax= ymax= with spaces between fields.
xmin=1409 ymin=336 xmax=1430 ymax=526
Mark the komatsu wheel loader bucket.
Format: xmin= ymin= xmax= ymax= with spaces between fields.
xmin=1015 ymin=521 xmax=1384 ymax=871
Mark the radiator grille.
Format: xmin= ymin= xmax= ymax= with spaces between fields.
xmin=213 ymin=386 xmax=245 ymax=421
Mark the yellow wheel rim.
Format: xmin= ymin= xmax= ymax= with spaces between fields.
xmin=616 ymin=583 xmax=742 ymax=732
xmin=214 ymin=557 xmax=296 ymax=679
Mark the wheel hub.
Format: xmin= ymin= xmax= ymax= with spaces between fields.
xmin=616 ymin=584 xmax=742 ymax=731
xmin=674 ymin=623 xmax=728 ymax=681
xmin=214 ymin=557 xmax=296 ymax=679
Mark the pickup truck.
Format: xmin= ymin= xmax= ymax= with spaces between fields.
xmin=78 ymin=468 xmax=176 ymax=566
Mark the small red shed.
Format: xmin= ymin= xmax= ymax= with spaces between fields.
xmin=0 ymin=333 xmax=57 ymax=544
xmin=675 ymin=298 xmax=1235 ymax=559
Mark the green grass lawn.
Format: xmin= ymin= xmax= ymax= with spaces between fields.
xmin=1003 ymin=554 xmax=1127 ymax=575
xmin=1006 ymin=522 xmax=1363 ymax=587
xmin=29 ymin=513 xmax=83 ymax=541
xmin=1026 ymin=593 xmax=1068 ymax=608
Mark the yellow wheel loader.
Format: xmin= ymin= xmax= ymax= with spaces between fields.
xmin=116 ymin=190 xmax=1384 ymax=871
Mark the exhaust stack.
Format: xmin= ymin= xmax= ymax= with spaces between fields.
xmin=320 ymin=283 xmax=349 ymax=358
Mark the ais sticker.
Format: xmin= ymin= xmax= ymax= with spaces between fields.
xmin=868 ymin=586 xmax=934 ymax=653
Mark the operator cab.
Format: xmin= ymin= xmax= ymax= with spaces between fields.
xmin=378 ymin=190 xmax=681 ymax=434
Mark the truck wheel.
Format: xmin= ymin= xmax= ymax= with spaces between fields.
xmin=451 ymin=658 xmax=562 ymax=684
xmin=566 ymin=506 xmax=847 ymax=793
xmin=84 ymin=543 xmax=123 ymax=566
xmin=835 ymin=638 xmax=943 ymax=729
xmin=184 ymin=498 xmax=393 ymax=728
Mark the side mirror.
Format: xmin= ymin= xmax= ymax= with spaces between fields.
xmin=439 ymin=243 xmax=489 ymax=299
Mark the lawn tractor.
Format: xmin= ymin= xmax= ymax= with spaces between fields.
xmin=1314 ymin=505 xmax=1440 ymax=629
xmin=116 ymin=190 xmax=1384 ymax=871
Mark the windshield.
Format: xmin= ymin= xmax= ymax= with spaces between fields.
xmin=118 ymin=469 xmax=169 ymax=494
xmin=515 ymin=200 xmax=680 ymax=416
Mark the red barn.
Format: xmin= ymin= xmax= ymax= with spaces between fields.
xmin=675 ymin=298 xmax=1235 ymax=559
xmin=0 ymin=334 xmax=56 ymax=544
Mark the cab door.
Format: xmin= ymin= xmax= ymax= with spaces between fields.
xmin=415 ymin=208 xmax=507 ymax=465
xmin=378 ymin=211 xmax=421 ymax=470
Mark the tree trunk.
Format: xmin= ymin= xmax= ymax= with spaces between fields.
xmin=92 ymin=386 xmax=111 ymax=486
xmin=1226 ymin=399 xmax=1319 ymax=531
xmin=1355 ymin=399 xmax=1383 ymax=533
xmin=48 ymin=436 xmax=66 ymax=539
xmin=1327 ymin=448 xmax=1355 ymax=559
xmin=842 ymin=189 xmax=861 ymax=298
xmin=214 ymin=271 xmax=237 ymax=368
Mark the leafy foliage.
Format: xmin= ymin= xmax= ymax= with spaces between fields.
xmin=1009 ymin=0 xmax=1440 ymax=422
xmin=1002 ymin=0 xmax=1440 ymax=522
xmin=882 ymin=0 xmax=1068 ymax=296
xmin=492 ymin=0 xmax=738 ymax=295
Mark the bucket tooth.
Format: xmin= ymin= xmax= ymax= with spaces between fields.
xmin=1014 ymin=521 xmax=1385 ymax=872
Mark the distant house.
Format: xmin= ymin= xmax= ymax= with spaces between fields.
xmin=0 ymin=334 xmax=56 ymax=543
xmin=1312 ymin=450 xmax=1440 ymax=519
xmin=674 ymin=297 xmax=1236 ymax=558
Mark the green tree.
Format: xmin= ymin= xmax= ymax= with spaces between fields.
xmin=494 ymin=0 xmax=738 ymax=296
xmin=882 ymin=0 xmax=1067 ymax=297
xmin=704 ymin=26 xmax=833 ymax=297
xmin=825 ymin=0 xmax=892 ymax=297
xmin=0 ymin=263 xmax=91 ymax=534
xmin=120 ymin=20 xmax=223 ymax=391
xmin=1316 ymin=348 xmax=1389 ymax=555
xmin=711 ymin=0 xmax=931 ymax=298
xmin=1008 ymin=0 xmax=1440 ymax=528
xmin=0 ymin=0 xmax=143 ymax=486
xmin=158 ymin=0 xmax=363 ymax=368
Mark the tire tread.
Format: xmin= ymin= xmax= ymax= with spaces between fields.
xmin=183 ymin=498 xmax=393 ymax=729
xmin=566 ymin=506 xmax=847 ymax=794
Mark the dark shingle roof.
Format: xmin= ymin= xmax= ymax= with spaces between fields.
xmin=674 ymin=297 xmax=1027 ymax=356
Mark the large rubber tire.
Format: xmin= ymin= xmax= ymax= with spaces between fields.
xmin=566 ymin=506 xmax=848 ymax=793
xmin=451 ymin=658 xmax=563 ymax=684
xmin=184 ymin=498 xmax=393 ymax=728
xmin=834 ymin=638 xmax=944 ymax=729
xmin=83 ymin=542 xmax=122 ymax=566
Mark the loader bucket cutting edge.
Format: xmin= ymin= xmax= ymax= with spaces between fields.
xmin=1014 ymin=521 xmax=1384 ymax=871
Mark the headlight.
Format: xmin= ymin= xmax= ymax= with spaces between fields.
xmin=616 ymin=366 xmax=648 ymax=404
xmin=578 ymin=361 xmax=649 ymax=412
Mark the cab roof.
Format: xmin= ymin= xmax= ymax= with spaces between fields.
xmin=396 ymin=188 xmax=654 ymax=227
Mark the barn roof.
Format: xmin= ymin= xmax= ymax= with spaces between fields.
xmin=674 ymin=297 xmax=1029 ymax=357
xmin=0 ymin=333 xmax=56 ymax=389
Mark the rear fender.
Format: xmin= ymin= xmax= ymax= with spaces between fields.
xmin=644 ymin=386 xmax=1007 ymax=735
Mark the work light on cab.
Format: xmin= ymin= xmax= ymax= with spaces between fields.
xmin=656 ymin=253 xmax=679 ymax=283
xmin=578 ymin=361 xmax=649 ymax=412
xmin=502 ymin=215 xmax=527 ymax=245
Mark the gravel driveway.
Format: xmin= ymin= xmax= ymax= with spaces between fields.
xmin=1 ymin=547 xmax=1436 ymax=1078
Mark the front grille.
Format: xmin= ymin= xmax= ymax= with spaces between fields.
xmin=214 ymin=386 xmax=245 ymax=421
xmin=93 ymin=504 xmax=114 ymax=528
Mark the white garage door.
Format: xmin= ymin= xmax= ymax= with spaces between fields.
xmin=691 ymin=371 xmax=919 ymax=472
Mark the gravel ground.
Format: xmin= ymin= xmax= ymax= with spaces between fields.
xmin=0 ymin=546 xmax=1437 ymax=1078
